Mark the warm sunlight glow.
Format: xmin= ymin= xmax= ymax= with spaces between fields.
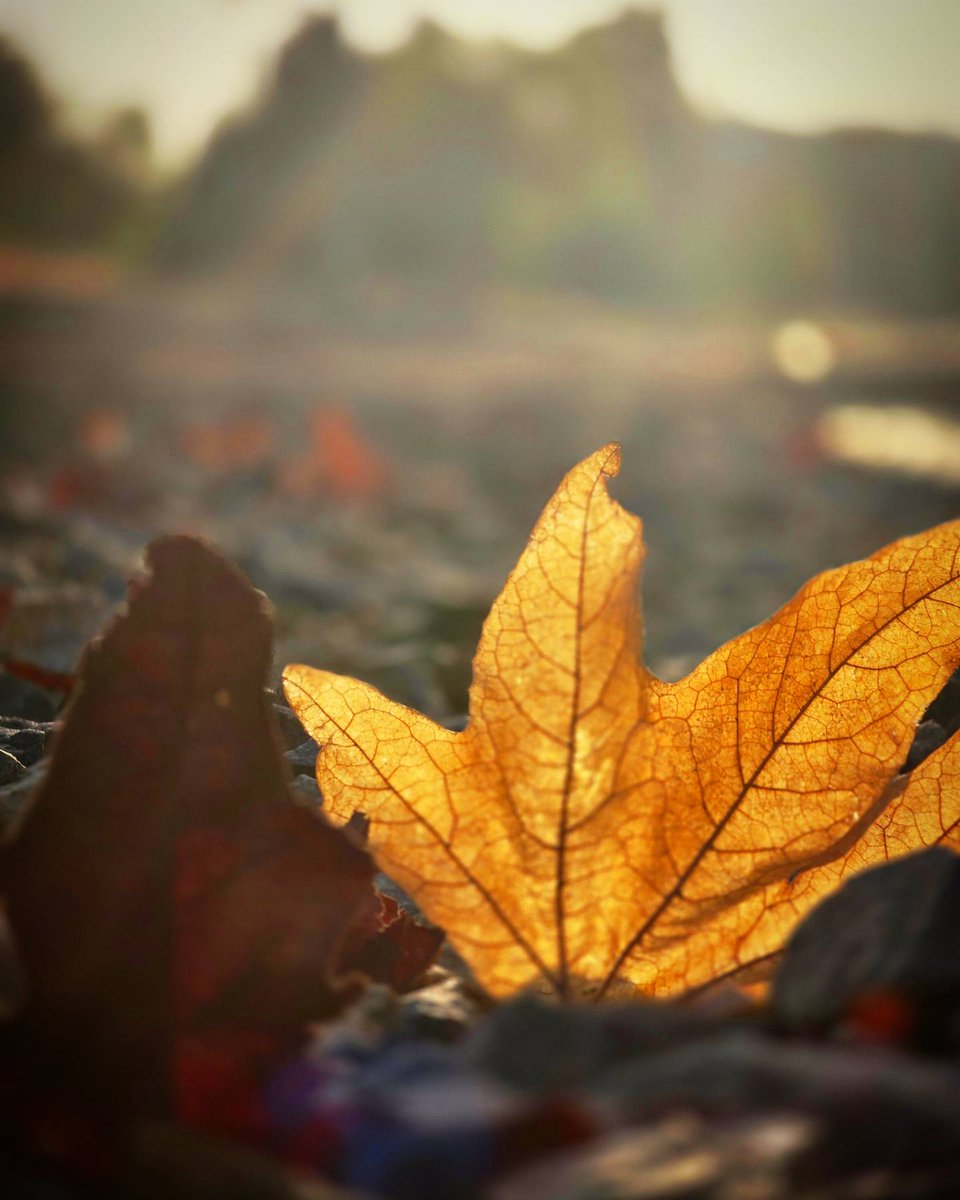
xmin=771 ymin=320 xmax=837 ymax=384
xmin=819 ymin=405 xmax=960 ymax=485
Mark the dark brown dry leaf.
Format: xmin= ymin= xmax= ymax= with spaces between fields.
xmin=0 ymin=536 xmax=376 ymax=1123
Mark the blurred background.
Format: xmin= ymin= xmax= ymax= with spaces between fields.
xmin=1 ymin=0 xmax=960 ymax=716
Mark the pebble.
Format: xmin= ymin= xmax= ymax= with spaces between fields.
xmin=272 ymin=701 xmax=308 ymax=750
xmin=286 ymin=739 xmax=320 ymax=774
xmin=466 ymin=993 xmax=732 ymax=1092
xmin=773 ymin=847 xmax=960 ymax=1047
xmin=0 ymin=672 xmax=58 ymax=722
xmin=0 ymin=720 xmax=52 ymax=771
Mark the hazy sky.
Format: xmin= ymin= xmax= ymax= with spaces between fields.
xmin=3 ymin=0 xmax=960 ymax=166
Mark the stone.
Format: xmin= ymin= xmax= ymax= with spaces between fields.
xmin=292 ymin=774 xmax=323 ymax=804
xmin=593 ymin=1032 xmax=960 ymax=1179
xmin=397 ymin=970 xmax=486 ymax=1043
xmin=285 ymin=739 xmax=319 ymax=774
xmin=773 ymin=847 xmax=960 ymax=1044
xmin=0 ymin=671 xmax=57 ymax=723
xmin=271 ymin=701 xmax=308 ymax=750
xmin=467 ymin=994 xmax=727 ymax=1092
xmin=0 ymin=760 xmax=46 ymax=835
xmin=490 ymin=1115 xmax=812 ymax=1200
xmin=0 ymin=722 xmax=51 ymax=771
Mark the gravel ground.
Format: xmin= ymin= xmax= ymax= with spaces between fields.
xmin=2 ymin=291 xmax=960 ymax=712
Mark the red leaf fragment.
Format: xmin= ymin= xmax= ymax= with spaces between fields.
xmin=341 ymin=892 xmax=445 ymax=994
xmin=0 ymin=657 xmax=74 ymax=697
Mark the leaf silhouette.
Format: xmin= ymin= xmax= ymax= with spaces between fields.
xmin=284 ymin=445 xmax=960 ymax=999
xmin=0 ymin=536 xmax=437 ymax=1129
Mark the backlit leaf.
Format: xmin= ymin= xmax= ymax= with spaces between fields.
xmin=285 ymin=445 xmax=960 ymax=999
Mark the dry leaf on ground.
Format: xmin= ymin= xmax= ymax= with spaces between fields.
xmin=285 ymin=445 xmax=960 ymax=999
xmin=0 ymin=536 xmax=437 ymax=1136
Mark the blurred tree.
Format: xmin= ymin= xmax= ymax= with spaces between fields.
xmin=97 ymin=107 xmax=152 ymax=184
xmin=147 ymin=11 xmax=960 ymax=321
xmin=151 ymin=17 xmax=367 ymax=276
xmin=0 ymin=38 xmax=141 ymax=250
xmin=0 ymin=37 xmax=50 ymax=157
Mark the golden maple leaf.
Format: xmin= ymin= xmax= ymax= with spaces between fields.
xmin=284 ymin=445 xmax=960 ymax=999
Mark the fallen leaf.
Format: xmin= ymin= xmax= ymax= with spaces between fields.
xmin=279 ymin=405 xmax=387 ymax=501
xmin=78 ymin=408 xmax=130 ymax=461
xmin=180 ymin=412 xmax=275 ymax=475
xmin=342 ymin=891 xmax=445 ymax=993
xmin=285 ymin=445 xmax=960 ymax=999
xmin=0 ymin=536 xmax=377 ymax=1124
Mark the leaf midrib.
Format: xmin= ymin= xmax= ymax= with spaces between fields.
xmin=554 ymin=464 xmax=605 ymax=997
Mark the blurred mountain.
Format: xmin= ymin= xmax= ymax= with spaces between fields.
xmin=0 ymin=38 xmax=144 ymax=251
xmin=150 ymin=18 xmax=367 ymax=280
xmin=149 ymin=10 xmax=960 ymax=324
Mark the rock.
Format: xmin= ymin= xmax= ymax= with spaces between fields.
xmin=492 ymin=1111 xmax=960 ymax=1200
xmin=593 ymin=1032 xmax=960 ymax=1178
xmin=272 ymin=701 xmax=308 ymax=750
xmin=292 ymin=774 xmax=323 ymax=804
xmin=466 ymin=994 xmax=731 ymax=1092
xmin=902 ymin=667 xmax=960 ymax=773
xmin=773 ymin=847 xmax=960 ymax=1045
xmin=0 ymin=760 xmax=47 ymax=835
xmin=467 ymin=996 xmax=607 ymax=1091
xmin=0 ymin=721 xmax=52 ymax=771
xmin=0 ymin=748 xmax=21 ymax=787
xmin=490 ymin=1114 xmax=814 ymax=1200
xmin=0 ymin=671 xmax=58 ymax=722
xmin=0 ymin=720 xmax=53 ymax=793
xmin=903 ymin=719 xmax=948 ymax=774
xmin=285 ymin=739 xmax=319 ymax=774
xmin=397 ymin=970 xmax=486 ymax=1043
